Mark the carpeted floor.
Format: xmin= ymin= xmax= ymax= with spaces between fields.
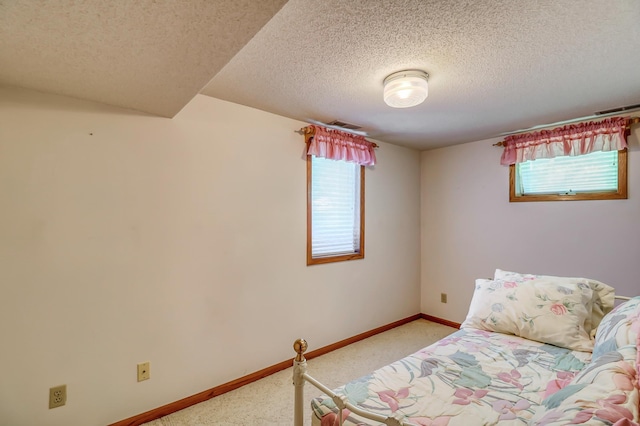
xmin=143 ymin=319 xmax=456 ymax=426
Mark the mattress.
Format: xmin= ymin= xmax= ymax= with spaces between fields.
xmin=311 ymin=328 xmax=592 ymax=425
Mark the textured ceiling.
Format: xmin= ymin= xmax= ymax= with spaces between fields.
xmin=203 ymin=0 xmax=640 ymax=149
xmin=0 ymin=0 xmax=287 ymax=117
xmin=2 ymin=0 xmax=639 ymax=149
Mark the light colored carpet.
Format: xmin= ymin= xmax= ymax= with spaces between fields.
xmin=143 ymin=319 xmax=456 ymax=426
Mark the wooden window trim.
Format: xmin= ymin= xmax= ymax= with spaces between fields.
xmin=306 ymin=155 xmax=365 ymax=265
xmin=509 ymin=149 xmax=628 ymax=202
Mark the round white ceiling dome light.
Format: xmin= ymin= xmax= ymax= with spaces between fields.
xmin=383 ymin=70 xmax=429 ymax=108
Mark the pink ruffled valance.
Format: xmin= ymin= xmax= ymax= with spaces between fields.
xmin=500 ymin=117 xmax=630 ymax=166
xmin=306 ymin=125 xmax=377 ymax=166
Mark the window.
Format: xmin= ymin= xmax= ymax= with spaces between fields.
xmin=302 ymin=124 xmax=375 ymax=265
xmin=307 ymin=155 xmax=364 ymax=264
xmin=501 ymin=116 xmax=632 ymax=202
xmin=509 ymin=149 xmax=627 ymax=202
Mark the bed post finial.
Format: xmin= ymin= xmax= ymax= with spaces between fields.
xmin=293 ymin=339 xmax=308 ymax=426
xmin=293 ymin=338 xmax=308 ymax=362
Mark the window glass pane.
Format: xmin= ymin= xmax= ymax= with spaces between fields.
xmin=516 ymin=150 xmax=618 ymax=196
xmin=310 ymin=156 xmax=360 ymax=258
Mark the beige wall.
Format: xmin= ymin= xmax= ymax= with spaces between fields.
xmin=0 ymin=86 xmax=422 ymax=426
xmin=420 ymin=124 xmax=640 ymax=323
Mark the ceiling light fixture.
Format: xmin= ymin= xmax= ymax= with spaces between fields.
xmin=383 ymin=70 xmax=429 ymax=108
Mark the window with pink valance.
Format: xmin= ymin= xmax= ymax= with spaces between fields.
xmin=500 ymin=117 xmax=630 ymax=166
xmin=306 ymin=125 xmax=377 ymax=166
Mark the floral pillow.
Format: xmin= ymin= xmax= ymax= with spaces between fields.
xmin=494 ymin=268 xmax=615 ymax=336
xmin=461 ymin=278 xmax=594 ymax=352
xmin=593 ymin=297 xmax=640 ymax=361
xmin=530 ymin=345 xmax=639 ymax=425
xmin=637 ymin=332 xmax=640 ymax=390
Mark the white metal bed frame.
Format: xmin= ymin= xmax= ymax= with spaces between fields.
xmin=292 ymin=295 xmax=634 ymax=426
xmin=292 ymin=338 xmax=416 ymax=426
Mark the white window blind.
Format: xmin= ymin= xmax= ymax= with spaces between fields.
xmin=515 ymin=150 xmax=619 ymax=196
xmin=310 ymin=156 xmax=360 ymax=258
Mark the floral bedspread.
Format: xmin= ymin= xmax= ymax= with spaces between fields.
xmin=311 ymin=329 xmax=592 ymax=425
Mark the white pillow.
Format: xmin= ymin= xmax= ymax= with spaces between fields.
xmin=494 ymin=269 xmax=615 ymax=336
xmin=461 ymin=278 xmax=594 ymax=352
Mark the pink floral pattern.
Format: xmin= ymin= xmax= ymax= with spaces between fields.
xmin=461 ymin=277 xmax=594 ymax=351
xmin=543 ymin=371 xmax=576 ymax=399
xmin=408 ymin=416 xmax=451 ymax=426
xmin=593 ymin=297 xmax=640 ymax=360
xmin=531 ymin=345 xmax=639 ymax=425
xmin=552 ymin=394 xmax=637 ymax=425
xmin=376 ymin=388 xmax=410 ymax=412
xmin=452 ymin=388 xmax=488 ymax=405
xmin=493 ymin=268 xmax=616 ymax=337
xmin=550 ymin=303 xmax=567 ymax=315
xmin=492 ymin=399 xmax=531 ymax=420
xmin=320 ymin=409 xmax=352 ymax=426
xmin=312 ymin=328 xmax=593 ymax=425
xmin=497 ymin=369 xmax=524 ymax=390
xmin=311 ymin=299 xmax=639 ymax=426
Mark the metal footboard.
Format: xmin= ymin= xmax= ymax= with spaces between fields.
xmin=292 ymin=339 xmax=417 ymax=426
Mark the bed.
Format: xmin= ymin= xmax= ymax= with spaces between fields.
xmin=292 ymin=269 xmax=640 ymax=426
